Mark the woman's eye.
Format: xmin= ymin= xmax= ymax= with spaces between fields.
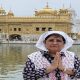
xmin=48 ymin=39 xmax=62 ymax=42
xmin=57 ymin=40 xmax=62 ymax=42
xmin=49 ymin=39 xmax=54 ymax=42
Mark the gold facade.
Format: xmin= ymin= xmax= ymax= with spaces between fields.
xmin=0 ymin=4 xmax=73 ymax=40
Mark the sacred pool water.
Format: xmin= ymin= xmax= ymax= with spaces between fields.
xmin=0 ymin=44 xmax=80 ymax=80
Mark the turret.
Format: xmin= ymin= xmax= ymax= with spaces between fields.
xmin=7 ymin=9 xmax=14 ymax=16
xmin=0 ymin=6 xmax=6 ymax=15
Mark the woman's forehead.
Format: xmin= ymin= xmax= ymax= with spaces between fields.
xmin=45 ymin=33 xmax=64 ymax=40
xmin=51 ymin=34 xmax=62 ymax=37
xmin=48 ymin=35 xmax=63 ymax=38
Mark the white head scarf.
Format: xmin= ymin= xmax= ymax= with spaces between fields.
xmin=36 ymin=31 xmax=74 ymax=52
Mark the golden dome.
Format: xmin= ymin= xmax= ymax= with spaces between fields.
xmin=7 ymin=10 xmax=14 ymax=16
xmin=39 ymin=5 xmax=54 ymax=13
xmin=35 ymin=3 xmax=57 ymax=16
xmin=0 ymin=6 xmax=6 ymax=15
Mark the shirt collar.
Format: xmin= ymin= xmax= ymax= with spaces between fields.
xmin=40 ymin=51 xmax=66 ymax=57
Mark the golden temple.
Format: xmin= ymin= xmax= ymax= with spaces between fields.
xmin=0 ymin=4 xmax=76 ymax=41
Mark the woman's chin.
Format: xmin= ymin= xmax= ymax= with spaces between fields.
xmin=49 ymin=49 xmax=60 ymax=53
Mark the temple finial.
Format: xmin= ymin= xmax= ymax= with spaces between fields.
xmin=46 ymin=2 xmax=49 ymax=8
xmin=70 ymin=3 xmax=72 ymax=8
xmin=62 ymin=4 xmax=64 ymax=8
xmin=0 ymin=4 xmax=3 ymax=9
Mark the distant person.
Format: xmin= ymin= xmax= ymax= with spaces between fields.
xmin=23 ymin=31 xmax=80 ymax=80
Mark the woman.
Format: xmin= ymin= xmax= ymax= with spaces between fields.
xmin=23 ymin=31 xmax=80 ymax=80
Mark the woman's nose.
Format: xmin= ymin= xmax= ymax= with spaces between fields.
xmin=53 ymin=41 xmax=57 ymax=44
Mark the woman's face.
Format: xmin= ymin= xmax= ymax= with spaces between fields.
xmin=44 ymin=35 xmax=65 ymax=54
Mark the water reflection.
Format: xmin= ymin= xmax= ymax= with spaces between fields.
xmin=0 ymin=44 xmax=79 ymax=80
xmin=0 ymin=44 xmax=37 ymax=80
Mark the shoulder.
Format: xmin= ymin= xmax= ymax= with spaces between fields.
xmin=67 ymin=50 xmax=75 ymax=54
xmin=28 ymin=51 xmax=43 ymax=61
xmin=27 ymin=51 xmax=45 ymax=66
xmin=66 ymin=50 xmax=76 ymax=57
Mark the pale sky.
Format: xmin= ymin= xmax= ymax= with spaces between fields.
xmin=0 ymin=0 xmax=80 ymax=18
